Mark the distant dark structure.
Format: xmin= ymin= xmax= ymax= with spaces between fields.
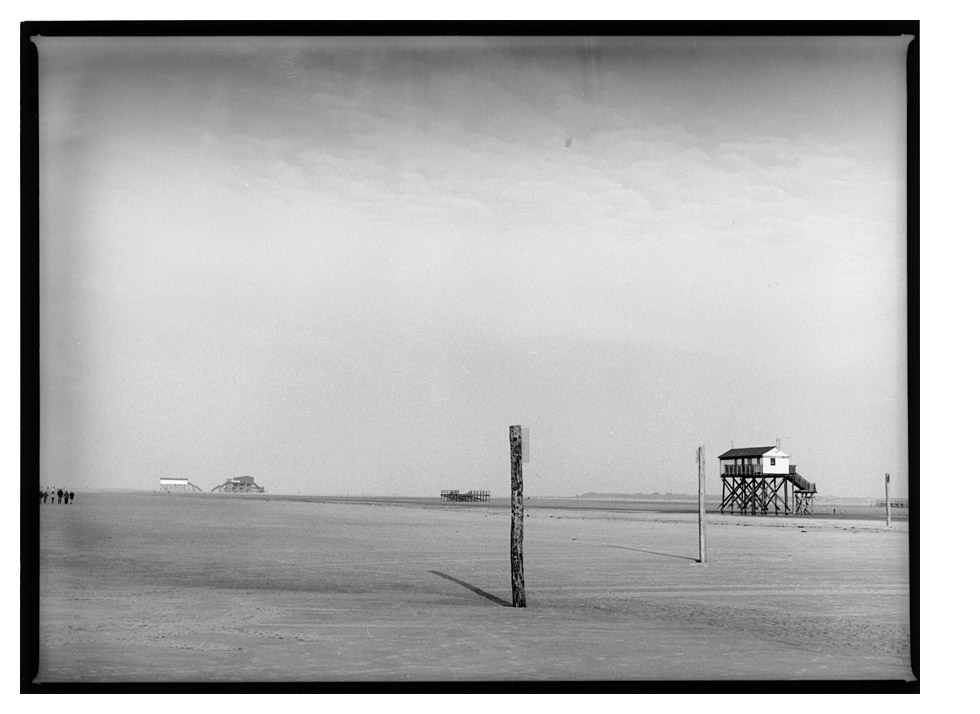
xmin=440 ymin=489 xmax=490 ymax=502
xmin=875 ymin=498 xmax=909 ymax=509
xmin=718 ymin=446 xmax=816 ymax=515
xmin=211 ymin=475 xmax=265 ymax=494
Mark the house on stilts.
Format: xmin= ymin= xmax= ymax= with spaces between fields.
xmin=211 ymin=475 xmax=266 ymax=493
xmin=718 ymin=446 xmax=816 ymax=515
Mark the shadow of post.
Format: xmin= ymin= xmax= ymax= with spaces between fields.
xmin=428 ymin=570 xmax=511 ymax=607
xmin=605 ymin=544 xmax=698 ymax=562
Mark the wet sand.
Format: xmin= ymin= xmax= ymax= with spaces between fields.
xmin=34 ymin=493 xmax=914 ymax=682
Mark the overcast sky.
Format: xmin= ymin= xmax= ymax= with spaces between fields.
xmin=37 ymin=35 xmax=910 ymax=497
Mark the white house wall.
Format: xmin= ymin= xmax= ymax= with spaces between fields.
xmin=761 ymin=448 xmax=791 ymax=475
xmin=760 ymin=458 xmax=790 ymax=475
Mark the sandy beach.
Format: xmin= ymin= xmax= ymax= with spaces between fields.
xmin=33 ymin=493 xmax=914 ymax=683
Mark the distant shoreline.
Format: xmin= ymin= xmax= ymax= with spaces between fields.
xmin=81 ymin=487 xmax=906 ymax=505
xmin=76 ymin=490 xmax=909 ymax=522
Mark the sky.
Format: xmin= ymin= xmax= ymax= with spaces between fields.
xmin=36 ymin=34 xmax=911 ymax=498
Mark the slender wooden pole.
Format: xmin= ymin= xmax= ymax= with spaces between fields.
xmin=697 ymin=445 xmax=707 ymax=563
xmin=510 ymin=425 xmax=526 ymax=607
xmin=885 ymin=472 xmax=891 ymax=526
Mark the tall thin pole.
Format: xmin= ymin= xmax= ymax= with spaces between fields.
xmin=698 ymin=445 xmax=707 ymax=564
xmin=885 ymin=472 xmax=891 ymax=526
xmin=510 ymin=425 xmax=526 ymax=607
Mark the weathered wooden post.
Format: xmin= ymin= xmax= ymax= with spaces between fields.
xmin=697 ymin=445 xmax=707 ymax=563
xmin=885 ymin=472 xmax=891 ymax=526
xmin=510 ymin=425 xmax=526 ymax=607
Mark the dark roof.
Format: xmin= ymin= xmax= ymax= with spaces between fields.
xmin=717 ymin=446 xmax=777 ymax=459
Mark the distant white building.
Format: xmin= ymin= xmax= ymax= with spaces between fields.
xmin=718 ymin=446 xmax=793 ymax=476
xmin=159 ymin=477 xmax=202 ymax=492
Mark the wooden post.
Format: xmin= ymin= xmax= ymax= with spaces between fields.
xmin=885 ymin=472 xmax=891 ymax=526
xmin=783 ymin=479 xmax=789 ymax=516
xmin=510 ymin=425 xmax=526 ymax=607
xmin=697 ymin=445 xmax=706 ymax=563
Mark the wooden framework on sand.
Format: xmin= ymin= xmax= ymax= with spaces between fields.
xmin=719 ymin=470 xmax=817 ymax=516
xmin=794 ymin=489 xmax=815 ymax=515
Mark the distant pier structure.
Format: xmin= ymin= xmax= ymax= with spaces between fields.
xmin=718 ymin=446 xmax=816 ymax=516
xmin=440 ymin=489 xmax=490 ymax=502
xmin=212 ymin=475 xmax=265 ymax=493
xmin=159 ymin=477 xmax=202 ymax=492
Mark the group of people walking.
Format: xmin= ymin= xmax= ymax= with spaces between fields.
xmin=40 ymin=487 xmax=74 ymax=505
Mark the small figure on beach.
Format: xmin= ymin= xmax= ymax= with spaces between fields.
xmin=57 ymin=488 xmax=63 ymax=505
xmin=69 ymin=491 xmax=75 ymax=504
xmin=41 ymin=490 xmax=47 ymax=504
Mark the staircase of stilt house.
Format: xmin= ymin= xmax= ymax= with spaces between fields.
xmin=788 ymin=471 xmax=816 ymax=493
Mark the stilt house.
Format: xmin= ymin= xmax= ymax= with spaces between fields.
xmin=718 ymin=445 xmax=816 ymax=515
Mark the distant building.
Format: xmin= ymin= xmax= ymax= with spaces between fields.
xmin=718 ymin=445 xmax=816 ymax=515
xmin=211 ymin=475 xmax=265 ymax=493
xmin=159 ymin=477 xmax=202 ymax=492
xmin=440 ymin=489 xmax=490 ymax=502
xmin=718 ymin=445 xmax=795 ymax=476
